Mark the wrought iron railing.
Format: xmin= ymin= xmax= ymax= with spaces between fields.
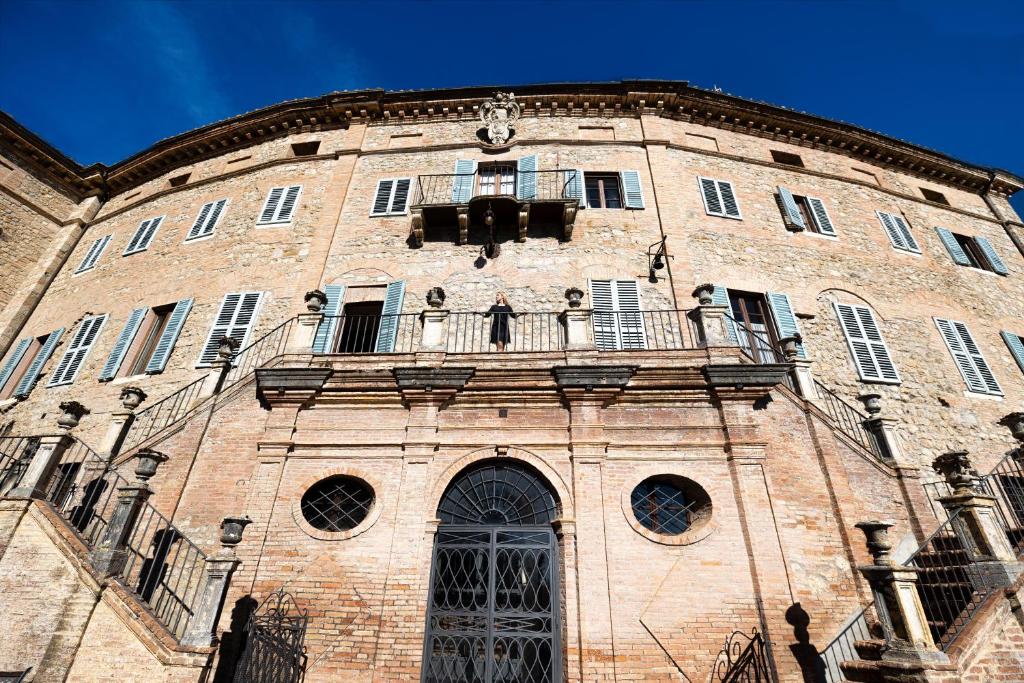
xmin=817 ymin=605 xmax=873 ymax=683
xmin=223 ymin=317 xmax=297 ymax=386
xmin=812 ymin=380 xmax=885 ymax=461
xmin=445 ymin=311 xmax=565 ymax=353
xmin=414 ymin=169 xmax=580 ymax=206
xmin=120 ymin=376 xmax=207 ymax=453
xmin=593 ymin=309 xmax=700 ymax=352
xmin=712 ymin=627 xmax=776 ymax=683
xmin=0 ymin=435 xmax=40 ymax=495
xmin=317 ymin=313 xmax=421 ymax=354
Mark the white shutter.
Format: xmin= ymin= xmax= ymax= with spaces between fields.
xmin=935 ymin=318 xmax=1001 ymax=394
xmin=75 ymin=235 xmax=111 ymax=273
xmin=98 ymin=307 xmax=148 ymax=381
xmin=718 ymin=181 xmax=740 ymax=218
xmin=144 ymin=299 xmax=194 ymax=374
xmin=699 ymin=177 xmax=740 ymax=218
xmin=589 ymin=280 xmax=618 ymax=350
xmin=710 ymin=284 xmax=739 ymax=344
xmin=620 ymin=170 xmax=645 ymax=209
xmin=391 ymin=178 xmax=412 ymax=214
xmin=589 ymin=280 xmax=645 ymax=350
xmin=1001 ymin=331 xmax=1024 ymax=374
xmin=276 ymin=185 xmax=301 ymax=223
xmin=371 ymin=180 xmax=395 ymax=216
xmin=777 ymin=187 xmax=805 ymax=229
xmin=452 ymin=159 xmax=477 ymax=203
xmin=48 ymin=315 xmax=107 ymax=387
xmin=834 ymin=304 xmax=900 ymax=383
xmin=0 ymin=337 xmax=32 ymax=393
xmin=258 ymin=187 xmax=284 ymax=224
xmin=13 ymin=328 xmax=63 ymax=397
xmin=198 ymin=292 xmax=264 ymax=365
xmin=371 ymin=179 xmax=412 ymax=216
xmin=124 ymin=216 xmax=164 ymax=254
xmin=766 ymin=292 xmax=806 ymax=359
xmin=975 ymin=237 xmax=1008 ymax=275
xmin=375 ymin=281 xmax=407 ymax=352
xmin=935 ymin=228 xmax=970 ymax=266
xmin=891 ymin=214 xmax=919 ymax=252
xmin=806 ymin=197 xmax=836 ymax=236
xmin=877 ymin=211 xmax=906 ymax=250
xmin=516 ymin=155 xmax=537 ymax=201
xmin=187 ymin=199 xmax=227 ymax=240
xmin=313 ymin=284 xmax=345 ymax=353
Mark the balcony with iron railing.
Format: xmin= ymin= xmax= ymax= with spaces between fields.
xmin=409 ymin=169 xmax=582 ymax=246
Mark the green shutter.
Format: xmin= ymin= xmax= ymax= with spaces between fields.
xmin=516 ymin=155 xmax=537 ymax=201
xmin=145 ymin=299 xmax=194 ymax=374
xmin=975 ymin=237 xmax=1008 ymax=275
xmin=935 ymin=228 xmax=970 ymax=266
xmin=767 ymin=292 xmax=806 ymax=359
xmin=99 ymin=308 xmax=148 ymax=380
xmin=565 ymin=169 xmax=584 ymax=206
xmin=313 ymin=284 xmax=345 ymax=353
xmin=375 ymin=281 xmax=407 ymax=353
xmin=452 ymin=159 xmax=477 ymax=203
xmin=777 ymin=187 xmax=805 ymax=229
xmin=0 ymin=337 xmax=32 ymax=394
xmin=710 ymin=284 xmax=738 ymax=344
xmin=14 ymin=328 xmax=64 ymax=397
xmin=1001 ymin=331 xmax=1024 ymax=374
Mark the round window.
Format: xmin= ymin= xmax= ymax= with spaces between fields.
xmin=630 ymin=476 xmax=711 ymax=536
xmin=300 ymin=476 xmax=374 ymax=532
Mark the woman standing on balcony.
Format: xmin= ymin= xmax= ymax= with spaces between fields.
xmin=483 ymin=292 xmax=518 ymax=351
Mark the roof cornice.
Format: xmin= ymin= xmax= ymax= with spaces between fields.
xmin=2 ymin=80 xmax=1021 ymax=199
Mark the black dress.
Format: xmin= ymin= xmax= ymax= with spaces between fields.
xmin=484 ymin=304 xmax=518 ymax=344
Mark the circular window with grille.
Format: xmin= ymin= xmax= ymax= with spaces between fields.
xmin=626 ymin=475 xmax=713 ymax=544
xmin=300 ymin=476 xmax=374 ymax=532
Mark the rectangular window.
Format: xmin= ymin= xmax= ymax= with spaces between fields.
xmin=48 ymin=315 xmax=107 ymax=387
xmin=921 ymin=188 xmax=949 ymax=205
xmin=168 ymin=173 xmax=191 ymax=188
xmin=934 ymin=318 xmax=1001 ymax=395
xmin=198 ymin=292 xmax=264 ymax=366
xmin=876 ymin=211 xmax=920 ymax=253
xmin=0 ymin=336 xmax=38 ymax=400
xmin=124 ymin=216 xmax=165 ymax=255
xmin=777 ymin=187 xmax=836 ymax=235
xmin=698 ymin=177 xmax=741 ymax=219
xmin=9 ymin=329 xmax=63 ymax=398
xmin=728 ymin=291 xmax=780 ymax=363
xmin=935 ymin=227 xmax=1008 ymax=274
xmin=75 ymin=235 xmax=112 ymax=273
xmin=478 ymin=164 xmax=516 ymax=196
xmin=589 ymin=279 xmax=646 ymax=350
xmin=370 ymin=179 xmax=412 ymax=216
xmin=129 ymin=306 xmax=173 ymax=375
xmin=585 ymin=174 xmax=623 ymax=209
xmin=834 ymin=303 xmax=900 ymax=383
xmin=186 ymin=199 xmax=228 ymax=241
xmin=771 ymin=150 xmax=804 ymax=167
xmin=257 ymin=185 xmax=302 ymax=225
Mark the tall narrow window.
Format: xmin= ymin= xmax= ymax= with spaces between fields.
xmin=834 ymin=304 xmax=900 ymax=383
xmin=257 ymin=185 xmax=302 ymax=225
xmin=934 ymin=318 xmax=1001 ymax=395
xmin=590 ymin=279 xmax=646 ymax=350
xmin=776 ymin=187 xmax=836 ymax=235
xmin=1002 ymin=331 xmax=1024 ymax=376
xmin=585 ymin=174 xmax=623 ymax=208
xmin=370 ymin=179 xmax=412 ymax=216
xmin=477 ymin=164 xmax=516 ymax=196
xmin=727 ymin=291 xmax=779 ymax=363
xmin=186 ymin=199 xmax=228 ymax=241
xmin=124 ymin=216 xmax=165 ymax=255
xmin=75 ymin=235 xmax=112 ymax=273
xmin=9 ymin=329 xmax=64 ymax=398
xmin=198 ymin=292 xmax=264 ymax=365
xmin=698 ymin=177 xmax=741 ymax=219
xmin=48 ymin=315 xmax=107 ymax=387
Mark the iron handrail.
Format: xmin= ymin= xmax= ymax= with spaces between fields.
xmin=817 ymin=604 xmax=874 ymax=682
xmin=811 ymin=380 xmax=885 ymax=461
xmin=119 ymin=375 xmax=208 ymax=453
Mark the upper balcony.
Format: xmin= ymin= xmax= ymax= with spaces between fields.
xmin=409 ymin=167 xmax=582 ymax=247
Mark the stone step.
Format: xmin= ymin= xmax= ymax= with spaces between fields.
xmin=853 ymin=638 xmax=886 ymax=661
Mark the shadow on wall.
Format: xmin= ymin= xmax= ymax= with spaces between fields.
xmin=213 ymin=595 xmax=258 ymax=683
xmin=787 ymin=603 xmax=827 ymax=683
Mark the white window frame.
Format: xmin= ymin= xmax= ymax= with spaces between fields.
xmin=123 ymin=216 xmax=166 ymax=255
xmin=697 ymin=176 xmax=742 ymax=220
xmin=370 ymin=178 xmax=413 ymax=217
xmin=876 ymin=211 xmax=921 ymax=254
xmin=74 ymin=235 xmax=112 ymax=274
xmin=833 ymin=303 xmax=900 ymax=384
xmin=196 ymin=292 xmax=265 ymax=367
xmin=185 ymin=199 xmax=229 ymax=242
xmin=256 ymin=185 xmax=303 ymax=226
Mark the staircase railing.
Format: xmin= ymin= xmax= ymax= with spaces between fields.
xmin=812 ymin=380 xmax=885 ymax=461
xmin=223 ymin=317 xmax=296 ymax=386
xmin=818 ymin=606 xmax=873 ymax=683
xmin=712 ymin=627 xmax=776 ymax=682
xmin=120 ymin=376 xmax=207 ymax=453
xmin=0 ymin=435 xmax=39 ymax=495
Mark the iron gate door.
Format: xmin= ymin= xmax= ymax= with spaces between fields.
xmin=423 ymin=526 xmax=560 ymax=683
xmin=234 ymin=590 xmax=308 ymax=683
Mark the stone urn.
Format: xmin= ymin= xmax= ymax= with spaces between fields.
xmin=220 ymin=516 xmax=252 ymax=547
xmin=134 ymin=448 xmax=168 ymax=483
xmin=932 ymin=450 xmax=978 ymax=496
xmin=564 ymin=287 xmax=584 ymax=309
xmin=778 ymin=334 xmax=803 ymax=361
xmin=857 ymin=392 xmax=883 ymax=416
xmin=216 ymin=336 xmax=240 ymax=361
xmin=57 ymin=401 xmax=90 ymax=430
xmin=854 ymin=520 xmax=894 ymax=565
xmin=120 ymin=386 xmax=148 ymax=411
xmin=426 ymin=287 xmax=446 ymax=309
xmin=998 ymin=412 xmax=1024 ymax=443
xmin=691 ymin=283 xmax=715 ymax=306
xmin=304 ymin=289 xmax=327 ymax=313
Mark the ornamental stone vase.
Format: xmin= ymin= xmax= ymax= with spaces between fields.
xmin=999 ymin=412 xmax=1024 ymax=443
xmin=778 ymin=334 xmax=803 ymax=361
xmin=692 ymin=283 xmax=716 ymax=306
xmin=305 ymin=289 xmax=327 ymax=313
xmin=134 ymin=448 xmax=168 ymax=483
xmin=119 ymin=386 xmax=148 ymax=411
xmin=220 ymin=516 xmax=252 ymax=547
xmin=857 ymin=392 xmax=883 ymax=416
xmin=426 ymin=287 xmax=446 ymax=309
xmin=217 ymin=336 xmax=240 ymax=360
xmin=932 ymin=450 xmax=978 ymax=496
xmin=564 ymin=287 xmax=584 ymax=308
xmin=57 ymin=401 xmax=90 ymax=430
xmin=854 ymin=520 xmax=894 ymax=565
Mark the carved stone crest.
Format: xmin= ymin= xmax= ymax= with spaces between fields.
xmin=479 ymin=92 xmax=521 ymax=145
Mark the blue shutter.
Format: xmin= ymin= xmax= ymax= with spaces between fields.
xmin=710 ymin=284 xmax=738 ymax=344
xmin=1002 ymin=331 xmax=1024 ymax=374
xmin=0 ymin=337 xmax=32 ymax=394
xmin=935 ymin=228 xmax=970 ymax=266
xmin=375 ymin=281 xmax=407 ymax=353
xmin=777 ymin=187 xmax=805 ymax=229
xmin=145 ymin=299 xmax=193 ymax=374
xmin=516 ymin=155 xmax=537 ymax=201
xmin=806 ymin=198 xmax=836 ymax=236
xmin=13 ymin=328 xmax=64 ymax=397
xmin=312 ymin=284 xmax=345 ymax=353
xmin=564 ymin=169 xmax=584 ymax=207
xmin=452 ymin=159 xmax=477 ymax=203
xmin=975 ymin=237 xmax=1008 ymax=275
xmin=99 ymin=308 xmax=148 ymax=380
xmin=621 ymin=171 xmax=645 ymax=209
xmin=767 ymin=292 xmax=806 ymax=359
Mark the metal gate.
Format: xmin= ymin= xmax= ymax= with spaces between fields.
xmin=234 ymin=590 xmax=308 ymax=683
xmin=423 ymin=526 xmax=560 ymax=683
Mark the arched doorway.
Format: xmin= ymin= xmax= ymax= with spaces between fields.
xmin=423 ymin=460 xmax=561 ymax=683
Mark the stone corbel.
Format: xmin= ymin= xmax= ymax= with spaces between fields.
xmin=518 ymin=204 xmax=529 ymax=242
xmin=409 ymin=207 xmax=425 ymax=248
xmin=562 ymin=203 xmax=577 ymax=241
xmin=457 ymin=206 xmax=469 ymax=245
xmin=254 ymin=367 xmax=332 ymax=410
xmin=553 ymin=365 xmax=635 ymax=407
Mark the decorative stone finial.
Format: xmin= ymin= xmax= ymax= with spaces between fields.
xmin=855 ymin=520 xmax=895 ymax=565
xmin=998 ymin=412 xmax=1024 ymax=443
xmin=479 ymin=92 xmax=521 ymax=145
xmin=778 ymin=334 xmax=803 ymax=361
xmin=57 ymin=401 xmax=90 ymax=430
xmin=134 ymin=448 xmax=168 ymax=483
xmin=216 ymin=336 xmax=240 ymax=360
xmin=932 ymin=450 xmax=978 ymax=496
xmin=426 ymin=287 xmax=446 ymax=309
xmin=857 ymin=392 xmax=883 ymax=416
xmin=220 ymin=516 xmax=252 ymax=547
xmin=119 ymin=386 xmax=148 ymax=411
xmin=304 ymin=289 xmax=327 ymax=313
xmin=691 ymin=283 xmax=716 ymax=306
xmin=564 ymin=287 xmax=584 ymax=308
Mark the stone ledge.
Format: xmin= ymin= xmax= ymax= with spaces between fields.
xmin=552 ymin=365 xmax=636 ymax=389
xmin=392 ymin=366 xmax=475 ymax=389
xmin=703 ymin=363 xmax=793 ymax=388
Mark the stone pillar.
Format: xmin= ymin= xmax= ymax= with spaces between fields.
xmin=854 ymin=521 xmax=948 ymax=663
xmin=856 ymin=392 xmax=906 ymax=466
xmin=933 ymin=451 xmax=1023 ymax=588
xmin=180 ymin=516 xmax=250 ymax=648
xmin=288 ymin=313 xmax=324 ymax=353
xmin=9 ymin=433 xmax=74 ymax=499
xmin=688 ymin=283 xmax=733 ymax=347
xmin=778 ymin=333 xmax=816 ymax=398
xmin=90 ymin=449 xmax=167 ymax=576
xmin=559 ymin=286 xmax=593 ymax=350
xmin=98 ymin=387 xmax=147 ymax=458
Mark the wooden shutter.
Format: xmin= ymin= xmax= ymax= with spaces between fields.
xmin=565 ymin=169 xmax=584 ymax=207
xmin=766 ymin=292 xmax=806 ymax=359
xmin=935 ymin=228 xmax=970 ymax=266
xmin=589 ymin=280 xmax=618 ymax=350
xmin=1001 ymin=331 xmax=1024 ymax=374
xmin=145 ymin=299 xmax=194 ymax=374
xmin=699 ymin=177 xmax=723 ymax=215
xmin=516 ymin=155 xmax=537 ymax=201
xmin=276 ymin=186 xmax=301 ymax=223
xmin=372 ymin=180 xmax=395 ymax=216
xmin=187 ymin=199 xmax=227 ymax=240
xmin=259 ymin=187 xmax=284 ymax=224
xmin=198 ymin=292 xmax=264 ymax=365
xmin=48 ymin=315 xmax=107 ymax=387
xmin=710 ymin=284 xmax=739 ymax=344
xmin=13 ymin=328 xmax=63 ymax=397
xmin=98 ymin=307 xmax=148 ymax=381
xmin=614 ymin=280 xmax=646 ymax=349
xmin=621 ymin=171 xmax=645 ymax=209
xmin=375 ymin=281 xmax=407 ymax=352
xmin=834 ymin=304 xmax=900 ymax=382
xmin=76 ymin=235 xmax=111 ymax=273
xmin=935 ymin=318 xmax=1001 ymax=394
xmin=975 ymin=237 xmax=1008 ymax=275
xmin=312 ymin=284 xmax=345 ymax=354
xmin=391 ymin=178 xmax=411 ymax=214
xmin=0 ymin=337 xmax=32 ymax=393
xmin=452 ymin=159 xmax=477 ymax=203
xmin=777 ymin=187 xmax=805 ymax=229
xmin=806 ymin=197 xmax=836 ymax=236
xmin=125 ymin=216 xmax=163 ymax=254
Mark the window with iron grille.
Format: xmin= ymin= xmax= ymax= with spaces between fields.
xmin=630 ymin=475 xmax=711 ymax=536
xmin=300 ymin=476 xmax=374 ymax=532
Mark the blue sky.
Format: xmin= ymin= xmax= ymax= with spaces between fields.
xmin=1 ymin=1 xmax=1022 ymax=208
